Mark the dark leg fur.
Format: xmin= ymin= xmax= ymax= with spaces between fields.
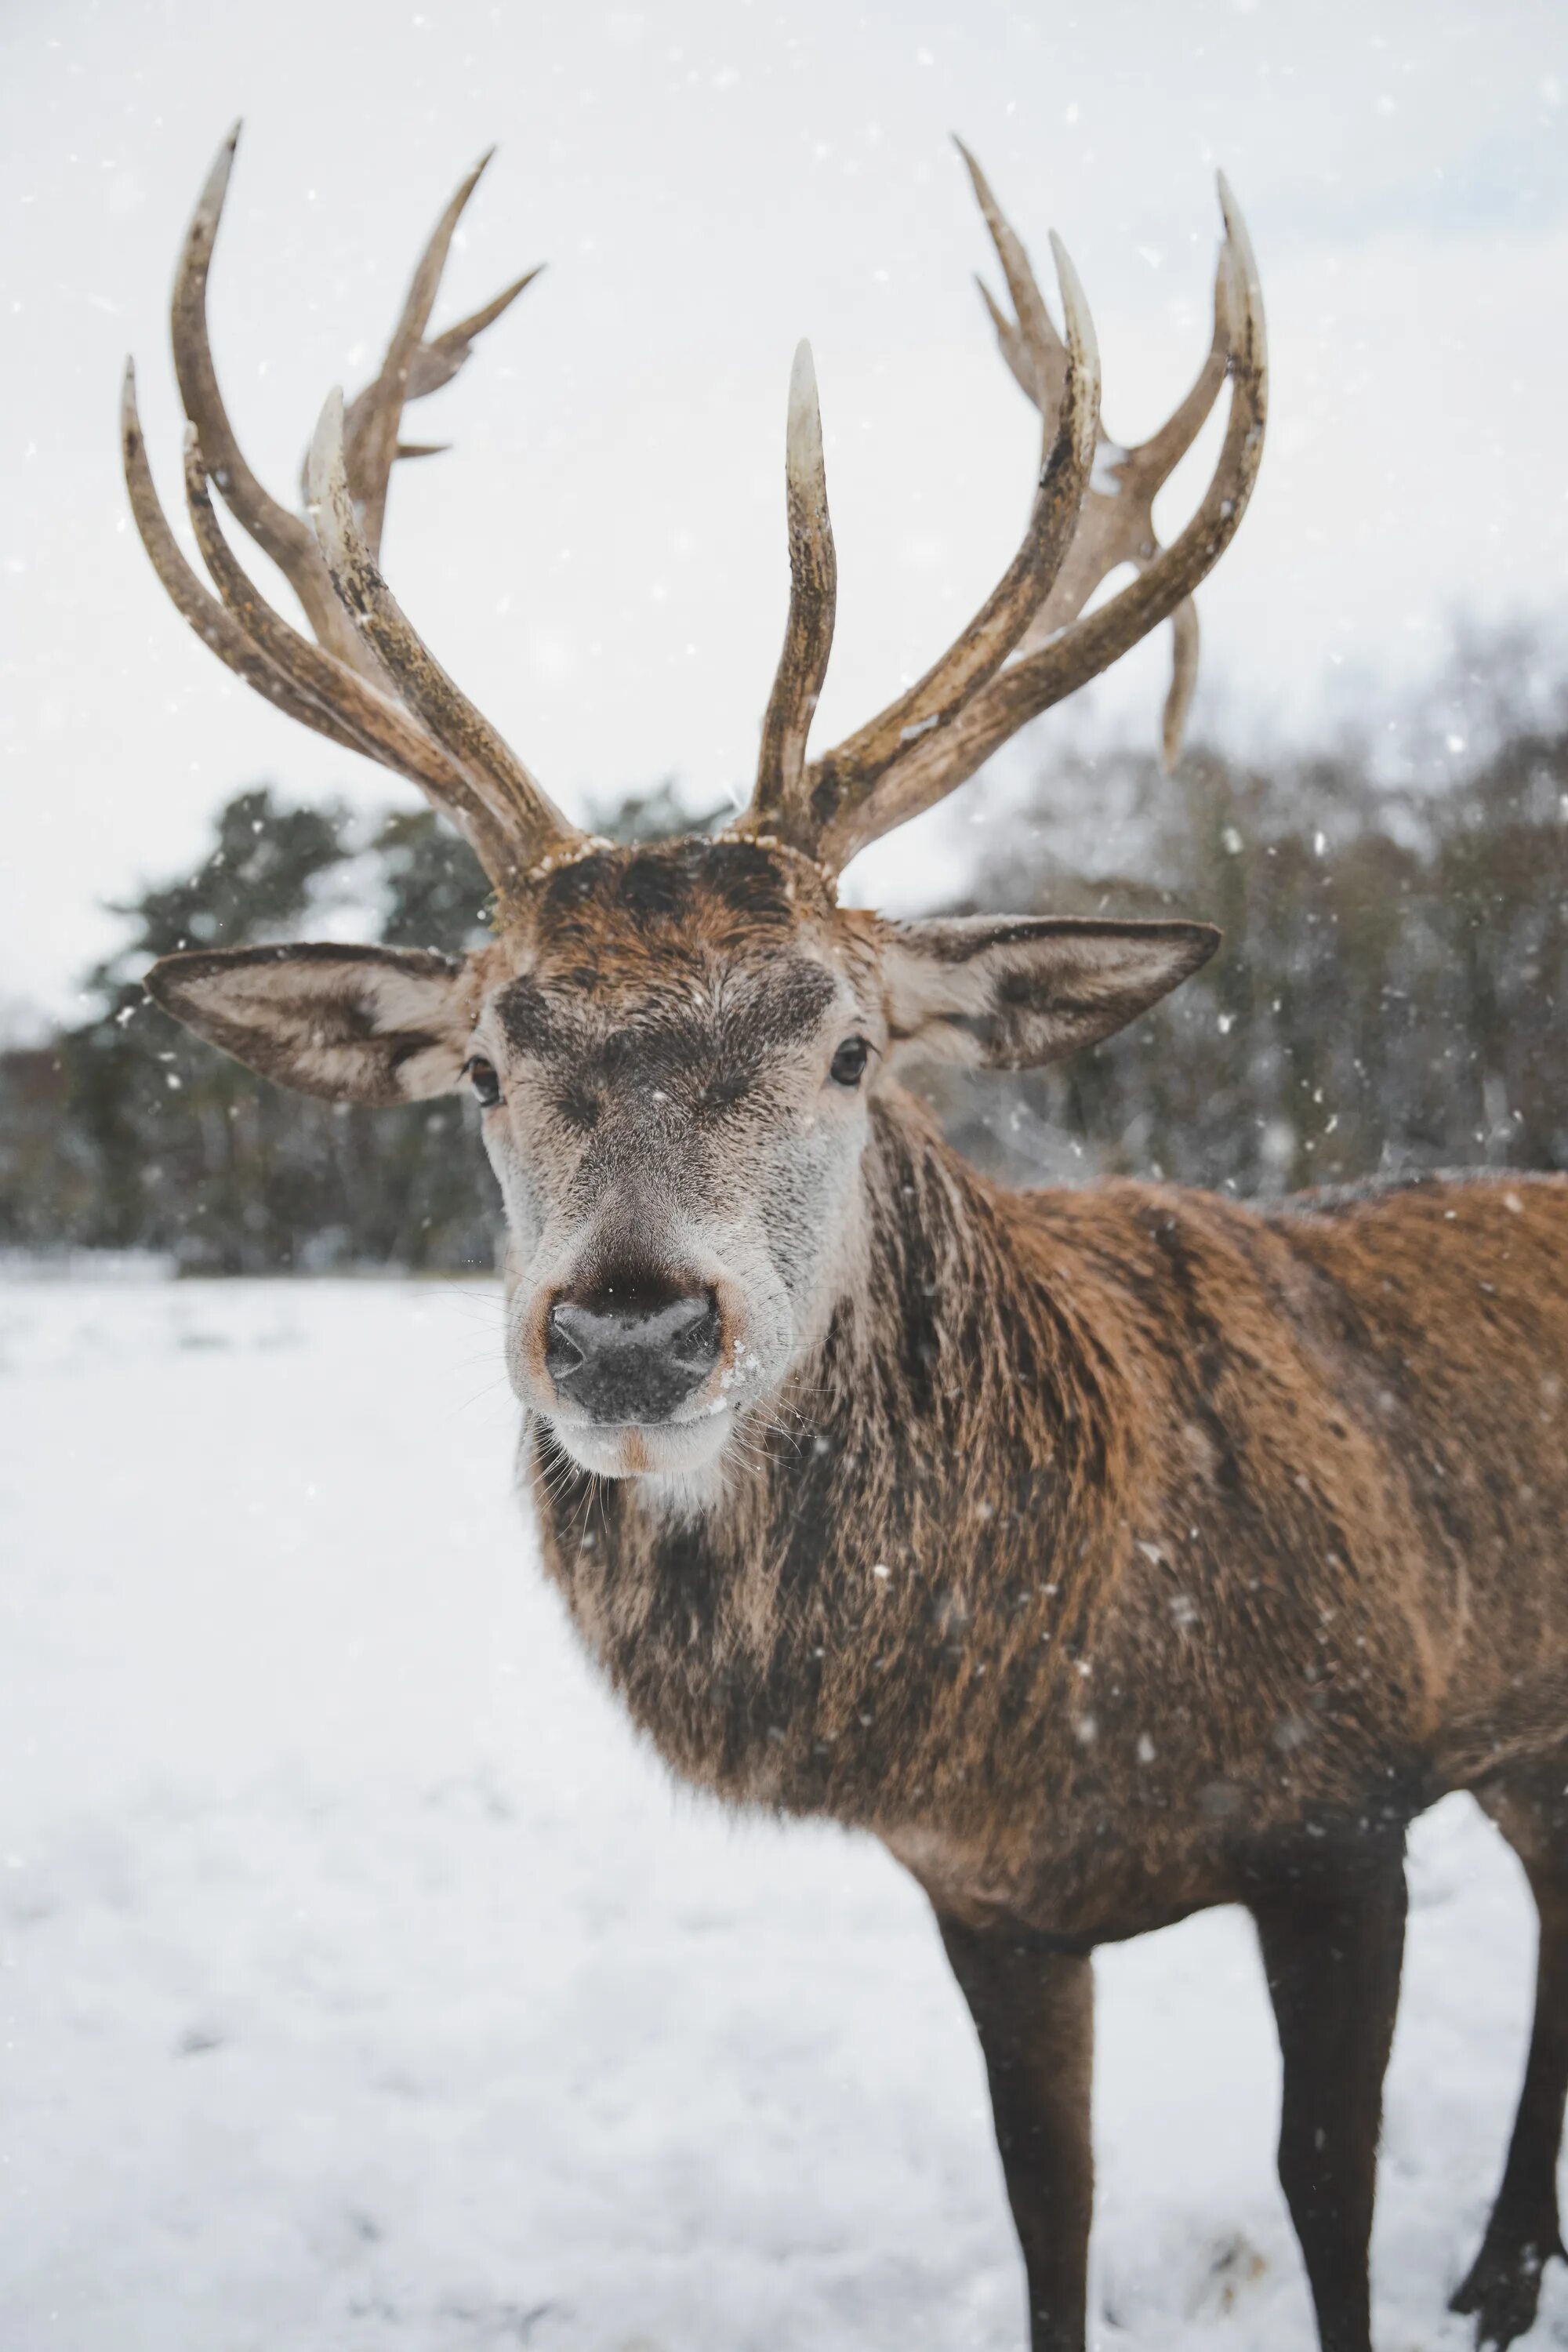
xmin=938 ymin=1914 xmax=1095 ymax=2352
xmin=1454 ymin=1771 xmax=1568 ymax=2348
xmin=1249 ymin=1835 xmax=1408 ymax=2352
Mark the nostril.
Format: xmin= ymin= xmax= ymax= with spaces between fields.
xmin=544 ymin=1304 xmax=587 ymax=1381
xmin=666 ymin=1290 xmax=722 ymax=1370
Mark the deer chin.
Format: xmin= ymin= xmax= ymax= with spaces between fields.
xmin=542 ymin=1408 xmax=736 ymax=1484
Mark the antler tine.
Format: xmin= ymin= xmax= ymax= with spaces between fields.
xmin=173 ymin=419 xmax=524 ymax=877
xmin=122 ymin=362 xmax=365 ymax=756
xmin=749 ymin=341 xmax=837 ymax=833
xmin=338 ymin=151 xmax=542 ymax=561
xmin=1163 ymin=593 xmax=1201 ymax=776
xmin=169 ymin=124 xmax=368 ymax=676
xmin=1129 ymin=242 xmax=1233 ymax=489
xmin=976 ymin=274 xmax=1040 ymax=408
xmin=361 ymin=269 xmax=543 ymax=472
xmin=418 ymin=267 xmax=544 ymax=383
xmin=125 ymin=359 xmax=531 ymax=882
xmin=821 ymin=176 xmax=1266 ymax=869
xmin=307 ymin=389 xmax=580 ymax=885
xmin=760 ymin=174 xmax=1100 ymax=862
xmin=994 ymin=205 xmax=1236 ymax=771
xmin=958 ymin=139 xmax=1071 ymax=418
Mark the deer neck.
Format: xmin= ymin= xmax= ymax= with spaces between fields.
xmin=528 ymin=1089 xmax=1128 ymax=1823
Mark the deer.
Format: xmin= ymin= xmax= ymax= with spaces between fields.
xmin=123 ymin=127 xmax=1568 ymax=2352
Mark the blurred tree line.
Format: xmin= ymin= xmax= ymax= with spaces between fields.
xmin=931 ymin=717 xmax=1568 ymax=1200
xmin=3 ymin=667 xmax=1566 ymax=1272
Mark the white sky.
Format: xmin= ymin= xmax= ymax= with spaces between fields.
xmin=3 ymin=0 xmax=1567 ymax=1018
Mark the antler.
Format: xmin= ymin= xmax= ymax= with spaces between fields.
xmin=746 ymin=214 xmax=1101 ymax=854
xmin=124 ymin=126 xmax=579 ymax=895
xmin=964 ymin=141 xmax=1228 ymax=772
xmin=751 ymin=341 xmax=838 ymax=826
xmin=739 ymin=150 xmax=1266 ymax=875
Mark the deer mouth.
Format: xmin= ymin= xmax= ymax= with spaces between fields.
xmin=541 ymin=1405 xmax=736 ymax=1482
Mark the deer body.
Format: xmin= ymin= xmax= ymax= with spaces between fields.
xmin=125 ymin=129 xmax=1567 ymax=2350
xmin=535 ymin=1109 xmax=1568 ymax=1938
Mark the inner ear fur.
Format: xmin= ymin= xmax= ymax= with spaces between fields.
xmin=882 ymin=915 xmax=1220 ymax=1072
xmin=145 ymin=942 xmax=481 ymax=1106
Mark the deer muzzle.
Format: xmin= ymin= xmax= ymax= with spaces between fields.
xmin=543 ymin=1281 xmax=724 ymax=1425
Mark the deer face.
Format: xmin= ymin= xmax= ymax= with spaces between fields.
xmin=148 ymin=836 xmax=1214 ymax=1486
xmin=476 ymin=840 xmax=877 ymax=1483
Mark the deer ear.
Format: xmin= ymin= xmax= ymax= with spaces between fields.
xmin=882 ymin=916 xmax=1219 ymax=1072
xmin=145 ymin=942 xmax=479 ymax=1105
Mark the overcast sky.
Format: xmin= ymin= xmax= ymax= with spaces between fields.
xmin=3 ymin=0 xmax=1566 ymax=1018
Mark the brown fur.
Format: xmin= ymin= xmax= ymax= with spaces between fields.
xmin=531 ymin=1095 xmax=1568 ymax=1937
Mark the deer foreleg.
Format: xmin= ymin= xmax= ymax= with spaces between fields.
xmin=937 ymin=1914 xmax=1094 ymax=2352
xmin=1249 ymin=1838 xmax=1408 ymax=2352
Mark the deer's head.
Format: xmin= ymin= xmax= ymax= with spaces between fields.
xmin=130 ymin=129 xmax=1265 ymax=1489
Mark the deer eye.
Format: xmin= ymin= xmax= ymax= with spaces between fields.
xmin=466 ymin=1055 xmax=503 ymax=1109
xmin=829 ymin=1036 xmax=872 ymax=1088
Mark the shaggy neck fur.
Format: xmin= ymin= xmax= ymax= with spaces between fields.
xmin=529 ymin=1088 xmax=1130 ymax=1829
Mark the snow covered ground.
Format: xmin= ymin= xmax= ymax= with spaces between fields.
xmin=1 ymin=1272 xmax=1562 ymax=2351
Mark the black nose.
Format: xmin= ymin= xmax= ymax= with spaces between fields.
xmin=545 ymin=1283 xmax=722 ymax=1424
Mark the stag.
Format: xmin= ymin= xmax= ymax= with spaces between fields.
xmin=127 ymin=129 xmax=1568 ymax=2352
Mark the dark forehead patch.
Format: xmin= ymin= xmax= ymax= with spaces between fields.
xmin=494 ymin=975 xmax=561 ymax=1055
xmin=494 ymin=954 xmax=838 ymax=1070
xmin=536 ymin=837 xmax=808 ymax=946
xmin=742 ymin=954 xmax=840 ymax=1040
xmin=500 ymin=840 xmax=845 ymax=1078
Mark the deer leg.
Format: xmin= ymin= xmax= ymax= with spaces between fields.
xmin=937 ymin=1914 xmax=1094 ymax=2352
xmin=1248 ymin=1839 xmax=1408 ymax=2352
xmin=1453 ymin=1770 xmax=1568 ymax=2348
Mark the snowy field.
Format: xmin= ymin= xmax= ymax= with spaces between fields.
xmin=1 ymin=1272 xmax=1563 ymax=2352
